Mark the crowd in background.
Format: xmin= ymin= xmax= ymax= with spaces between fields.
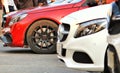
xmin=0 ymin=0 xmax=59 ymax=15
xmin=1 ymin=0 xmax=41 ymax=14
xmin=0 ymin=0 xmax=119 ymax=15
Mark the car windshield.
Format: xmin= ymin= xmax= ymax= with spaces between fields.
xmin=48 ymin=0 xmax=82 ymax=5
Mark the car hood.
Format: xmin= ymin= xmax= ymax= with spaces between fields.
xmin=16 ymin=3 xmax=74 ymax=14
xmin=4 ymin=3 xmax=74 ymax=17
xmin=60 ymin=3 xmax=113 ymax=24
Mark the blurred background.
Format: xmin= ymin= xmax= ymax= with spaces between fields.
xmin=0 ymin=1 xmax=3 ymax=34
xmin=0 ymin=9 xmax=2 ymax=35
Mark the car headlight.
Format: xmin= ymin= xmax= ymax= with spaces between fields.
xmin=9 ymin=13 xmax=28 ymax=26
xmin=74 ymin=18 xmax=107 ymax=38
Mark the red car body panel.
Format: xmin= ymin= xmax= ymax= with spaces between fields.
xmin=2 ymin=0 xmax=89 ymax=47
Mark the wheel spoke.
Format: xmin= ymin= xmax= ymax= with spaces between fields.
xmin=49 ymin=36 xmax=57 ymax=39
xmin=40 ymin=26 xmax=44 ymax=33
xmin=40 ymin=41 xmax=44 ymax=48
xmin=34 ymin=30 xmax=40 ymax=35
xmin=45 ymin=26 xmax=49 ymax=33
xmin=31 ymin=36 xmax=41 ymax=39
xmin=49 ymin=29 xmax=55 ymax=35
xmin=44 ymin=41 xmax=49 ymax=48
xmin=35 ymin=39 xmax=41 ymax=45
xmin=48 ymin=39 xmax=55 ymax=45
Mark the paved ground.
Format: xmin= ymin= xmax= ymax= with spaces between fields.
xmin=0 ymin=43 xmax=92 ymax=73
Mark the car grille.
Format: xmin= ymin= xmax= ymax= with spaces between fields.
xmin=58 ymin=23 xmax=70 ymax=42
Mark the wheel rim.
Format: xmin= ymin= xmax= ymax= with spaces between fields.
xmin=31 ymin=25 xmax=57 ymax=49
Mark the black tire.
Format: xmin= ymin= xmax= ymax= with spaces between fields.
xmin=27 ymin=20 xmax=58 ymax=54
xmin=104 ymin=45 xmax=120 ymax=73
xmin=103 ymin=46 xmax=110 ymax=73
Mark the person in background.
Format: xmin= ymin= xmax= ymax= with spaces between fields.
xmin=14 ymin=0 xmax=38 ymax=10
xmin=0 ymin=1 xmax=2 ymax=9
xmin=38 ymin=0 xmax=57 ymax=6
xmin=87 ymin=0 xmax=98 ymax=7
xmin=38 ymin=0 xmax=48 ymax=6
xmin=106 ymin=0 xmax=116 ymax=4
xmin=1 ymin=0 xmax=17 ymax=14
xmin=49 ymin=0 xmax=66 ymax=5
xmin=112 ymin=0 xmax=120 ymax=15
xmin=95 ymin=0 xmax=116 ymax=5
xmin=95 ymin=0 xmax=106 ymax=5
xmin=49 ymin=0 xmax=56 ymax=3
xmin=115 ymin=0 xmax=120 ymax=9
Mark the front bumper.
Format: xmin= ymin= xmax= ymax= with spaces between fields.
xmin=57 ymin=38 xmax=107 ymax=71
xmin=0 ymin=33 xmax=12 ymax=46
xmin=0 ymin=27 xmax=25 ymax=47
xmin=57 ymin=24 xmax=108 ymax=71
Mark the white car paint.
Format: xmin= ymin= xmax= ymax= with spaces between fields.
xmin=57 ymin=3 xmax=113 ymax=71
xmin=107 ymin=33 xmax=120 ymax=62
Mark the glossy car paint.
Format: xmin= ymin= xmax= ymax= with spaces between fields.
xmin=107 ymin=14 xmax=120 ymax=73
xmin=2 ymin=0 xmax=88 ymax=47
xmin=57 ymin=4 xmax=112 ymax=71
xmin=107 ymin=34 xmax=120 ymax=60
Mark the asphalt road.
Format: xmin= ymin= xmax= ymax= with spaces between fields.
xmin=0 ymin=42 xmax=102 ymax=73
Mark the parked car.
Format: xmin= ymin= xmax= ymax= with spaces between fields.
xmin=57 ymin=3 xmax=113 ymax=72
xmin=105 ymin=14 xmax=120 ymax=73
xmin=0 ymin=0 xmax=95 ymax=54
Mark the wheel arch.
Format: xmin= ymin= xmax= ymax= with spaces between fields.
xmin=107 ymin=44 xmax=120 ymax=63
xmin=104 ymin=44 xmax=117 ymax=69
xmin=104 ymin=44 xmax=117 ymax=62
xmin=103 ymin=44 xmax=120 ymax=73
xmin=107 ymin=44 xmax=116 ymax=52
xmin=24 ymin=18 xmax=60 ymax=45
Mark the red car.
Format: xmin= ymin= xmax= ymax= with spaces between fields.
xmin=0 ymin=0 xmax=92 ymax=54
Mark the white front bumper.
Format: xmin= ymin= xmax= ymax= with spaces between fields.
xmin=57 ymin=29 xmax=108 ymax=71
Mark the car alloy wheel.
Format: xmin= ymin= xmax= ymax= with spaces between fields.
xmin=27 ymin=20 xmax=58 ymax=54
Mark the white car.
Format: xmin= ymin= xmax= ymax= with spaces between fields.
xmin=57 ymin=3 xmax=113 ymax=72
xmin=106 ymin=14 xmax=120 ymax=73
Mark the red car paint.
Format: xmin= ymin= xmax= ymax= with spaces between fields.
xmin=1 ymin=0 xmax=88 ymax=47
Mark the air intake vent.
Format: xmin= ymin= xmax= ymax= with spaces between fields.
xmin=73 ymin=52 xmax=93 ymax=63
xmin=61 ymin=48 xmax=66 ymax=57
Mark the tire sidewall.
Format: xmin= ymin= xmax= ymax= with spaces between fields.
xmin=27 ymin=20 xmax=58 ymax=54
